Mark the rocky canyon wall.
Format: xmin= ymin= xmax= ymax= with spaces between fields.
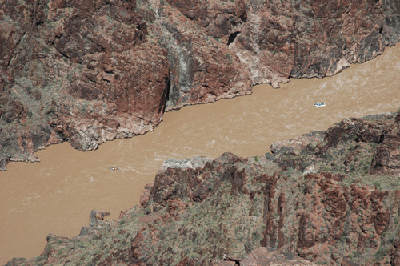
xmin=8 ymin=110 xmax=400 ymax=265
xmin=1 ymin=0 xmax=400 ymax=169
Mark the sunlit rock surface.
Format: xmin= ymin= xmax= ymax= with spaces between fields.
xmin=8 ymin=111 xmax=400 ymax=265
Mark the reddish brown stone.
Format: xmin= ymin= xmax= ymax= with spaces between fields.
xmin=341 ymin=259 xmax=360 ymax=266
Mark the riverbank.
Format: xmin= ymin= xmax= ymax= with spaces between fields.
xmin=2 ymin=0 xmax=400 ymax=262
xmin=8 ymin=109 xmax=400 ymax=265
xmin=1 ymin=43 xmax=400 ymax=263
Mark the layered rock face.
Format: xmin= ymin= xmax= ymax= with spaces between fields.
xmin=1 ymin=0 xmax=400 ymax=169
xmin=0 ymin=0 xmax=170 ymax=169
xmin=9 ymin=111 xmax=400 ymax=265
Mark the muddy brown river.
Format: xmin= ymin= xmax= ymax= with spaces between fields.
xmin=1 ymin=44 xmax=400 ymax=263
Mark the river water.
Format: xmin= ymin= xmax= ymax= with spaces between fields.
xmin=1 ymin=44 xmax=400 ymax=263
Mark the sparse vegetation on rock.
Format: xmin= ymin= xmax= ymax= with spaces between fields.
xmin=7 ymin=110 xmax=400 ymax=265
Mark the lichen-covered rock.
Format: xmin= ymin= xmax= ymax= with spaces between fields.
xmin=0 ymin=0 xmax=169 ymax=169
xmin=9 ymin=110 xmax=400 ymax=265
xmin=239 ymin=247 xmax=317 ymax=266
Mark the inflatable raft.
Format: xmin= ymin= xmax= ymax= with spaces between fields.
xmin=314 ymin=102 xmax=326 ymax=107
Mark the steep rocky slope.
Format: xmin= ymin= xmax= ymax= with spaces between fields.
xmin=1 ymin=0 xmax=400 ymax=170
xmin=7 ymin=110 xmax=400 ymax=265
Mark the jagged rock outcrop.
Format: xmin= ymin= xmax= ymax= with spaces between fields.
xmin=1 ymin=0 xmax=170 ymax=169
xmin=1 ymin=0 xmax=400 ymax=170
xmin=215 ymin=247 xmax=318 ymax=266
xmin=9 ymin=110 xmax=400 ymax=265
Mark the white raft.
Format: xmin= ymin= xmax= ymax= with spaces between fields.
xmin=314 ymin=102 xmax=326 ymax=108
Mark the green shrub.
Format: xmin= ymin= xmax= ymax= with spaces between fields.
xmin=374 ymin=246 xmax=389 ymax=261
xmin=373 ymin=181 xmax=382 ymax=191
xmin=349 ymin=162 xmax=355 ymax=172
xmin=42 ymin=46 xmax=51 ymax=54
